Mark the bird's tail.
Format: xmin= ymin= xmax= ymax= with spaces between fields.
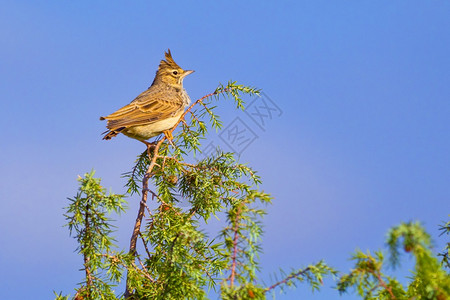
xmin=102 ymin=130 xmax=116 ymax=140
xmin=100 ymin=116 xmax=125 ymax=140
xmin=101 ymin=127 xmax=126 ymax=140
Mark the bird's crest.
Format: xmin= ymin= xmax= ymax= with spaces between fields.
xmin=158 ymin=49 xmax=181 ymax=70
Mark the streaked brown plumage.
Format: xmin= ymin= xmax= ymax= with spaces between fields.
xmin=100 ymin=49 xmax=194 ymax=142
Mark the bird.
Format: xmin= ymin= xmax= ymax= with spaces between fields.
xmin=100 ymin=49 xmax=194 ymax=145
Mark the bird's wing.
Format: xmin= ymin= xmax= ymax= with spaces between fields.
xmin=101 ymin=86 xmax=184 ymax=129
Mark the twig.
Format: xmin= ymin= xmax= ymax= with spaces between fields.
xmin=139 ymin=232 xmax=152 ymax=259
xmin=369 ymin=269 xmax=396 ymax=299
xmin=159 ymin=156 xmax=197 ymax=168
xmin=189 ymin=110 xmax=201 ymax=123
xmin=128 ymin=142 xmax=163 ymax=254
xmin=136 ymin=252 xmax=156 ymax=283
xmin=167 ymin=91 xmax=220 ymax=138
xmin=141 ymin=199 xmax=153 ymax=218
xmin=83 ymin=204 xmax=94 ymax=291
xmin=264 ymin=267 xmax=311 ymax=293
xmin=102 ymin=253 xmax=156 ymax=284
xmin=124 ymin=140 xmax=163 ymax=298
xmin=180 ymin=119 xmax=196 ymax=137
xmin=230 ymin=205 xmax=241 ymax=287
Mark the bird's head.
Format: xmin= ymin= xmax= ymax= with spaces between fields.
xmin=152 ymin=49 xmax=194 ymax=86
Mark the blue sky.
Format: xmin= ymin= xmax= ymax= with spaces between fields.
xmin=1 ymin=1 xmax=449 ymax=299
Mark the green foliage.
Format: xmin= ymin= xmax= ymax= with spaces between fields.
xmin=264 ymin=262 xmax=337 ymax=296
xmin=64 ymin=170 xmax=127 ymax=299
xmin=388 ymin=222 xmax=450 ymax=299
xmin=338 ymin=222 xmax=450 ymax=300
xmin=214 ymin=80 xmax=260 ymax=110
xmin=58 ymin=81 xmax=449 ymax=300
xmin=438 ymin=218 xmax=450 ymax=269
xmin=59 ymin=82 xmax=334 ymax=299
xmin=123 ymin=151 xmax=149 ymax=196
xmin=387 ymin=222 xmax=432 ymax=268
xmin=53 ymin=291 xmax=69 ymax=300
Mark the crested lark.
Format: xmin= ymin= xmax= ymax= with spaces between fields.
xmin=100 ymin=49 xmax=194 ymax=144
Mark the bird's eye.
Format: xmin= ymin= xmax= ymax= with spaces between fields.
xmin=172 ymin=71 xmax=178 ymax=75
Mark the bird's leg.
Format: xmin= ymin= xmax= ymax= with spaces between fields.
xmin=163 ymin=130 xmax=173 ymax=141
xmin=163 ymin=130 xmax=176 ymax=148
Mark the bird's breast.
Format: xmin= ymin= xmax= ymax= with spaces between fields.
xmin=182 ymin=89 xmax=191 ymax=106
xmin=123 ymin=113 xmax=182 ymax=141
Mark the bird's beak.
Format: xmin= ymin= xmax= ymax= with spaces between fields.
xmin=183 ymin=70 xmax=195 ymax=77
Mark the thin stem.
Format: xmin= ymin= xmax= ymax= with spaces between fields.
xmin=83 ymin=203 xmax=94 ymax=291
xmin=136 ymin=252 xmax=156 ymax=283
xmin=129 ymin=142 xmax=163 ymax=254
xmin=369 ymin=269 xmax=396 ymax=299
xmin=139 ymin=232 xmax=152 ymax=259
xmin=230 ymin=205 xmax=241 ymax=287
xmin=167 ymin=91 xmax=219 ymax=137
xmin=264 ymin=267 xmax=311 ymax=293
xmin=124 ymin=141 xmax=163 ymax=298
